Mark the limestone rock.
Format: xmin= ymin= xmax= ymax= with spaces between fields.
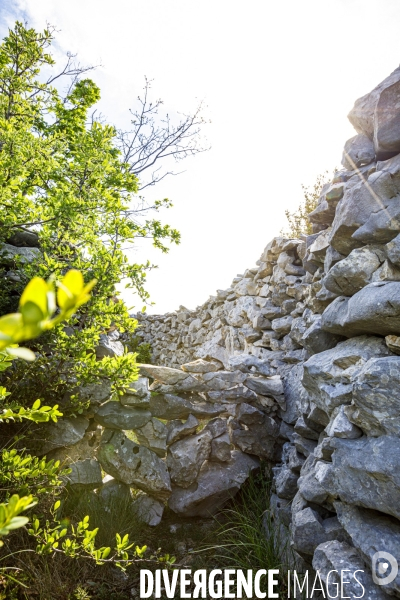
xmin=301 ymin=317 xmax=344 ymax=355
xmin=38 ymin=416 xmax=89 ymax=455
xmin=271 ymin=315 xmax=293 ymax=337
xmin=148 ymin=393 xmax=227 ymax=420
xmin=0 ymin=243 xmax=41 ymax=266
xmin=244 ymin=374 xmax=283 ymax=398
xmin=293 ymin=433 xmax=317 ymax=458
xmin=134 ymin=418 xmax=167 ymax=457
xmin=97 ymin=430 xmax=171 ymax=500
xmin=94 ymin=402 xmax=151 ymax=430
xmin=335 ymin=502 xmax=400 ymax=596
xmin=207 ymin=385 xmax=257 ymax=403
xmin=139 ymin=364 xmax=189 ymax=385
xmin=77 ymin=381 xmax=112 ymax=406
xmin=97 ymin=478 xmax=132 ymax=506
xmin=321 ymin=282 xmax=400 ymax=337
xmin=168 ymin=451 xmax=260 ymax=517
xmin=7 ymin=230 xmax=40 ymax=248
xmin=292 ymin=508 xmax=331 ymax=556
xmin=324 ymin=245 xmax=386 ymax=296
xmin=96 ymin=333 xmax=124 ymax=359
xmin=228 ymin=354 xmax=271 ymax=376
xmin=166 ymin=430 xmax=212 ymax=488
xmin=232 ymin=404 xmax=279 ymax=460
xmin=348 ymin=64 xmax=400 ymax=140
xmin=274 ymin=466 xmax=299 ymax=500
xmin=149 ymin=375 xmax=207 ymax=394
xmin=210 ymin=432 xmax=231 ymax=462
xmin=131 ymin=492 xmax=164 ymax=527
xmin=374 ymin=79 xmax=400 ymax=159
xmin=294 ymin=416 xmax=320 ymax=441
xmin=302 ymin=336 xmax=391 ymax=414
xmin=313 ymin=541 xmax=390 ymax=600
xmin=386 ymin=232 xmax=400 ymax=266
xmin=234 ymin=278 xmax=258 ymax=296
xmin=325 ymin=405 xmax=362 ymax=439
xmin=181 ymin=359 xmax=222 ymax=373
xmin=329 ymin=173 xmax=400 ymax=256
xmin=64 ymin=458 xmax=102 ymax=490
xmin=349 ymin=356 xmax=400 ymax=436
xmin=281 ymin=364 xmax=309 ymax=425
xmin=342 ymin=133 xmax=375 ymax=170
xmin=326 ymin=436 xmax=400 ymax=520
xmin=298 ymin=457 xmax=331 ymax=505
xmin=204 ymin=417 xmax=228 ymax=438
xmin=166 ymin=414 xmax=199 ymax=446
xmin=202 ymin=370 xmax=246 ymax=391
xmin=121 ymin=377 xmax=150 ymax=400
xmin=385 ymin=334 xmax=400 ymax=354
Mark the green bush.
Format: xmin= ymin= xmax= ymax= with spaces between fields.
xmin=281 ymin=171 xmax=330 ymax=238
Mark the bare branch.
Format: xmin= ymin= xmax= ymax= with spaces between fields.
xmin=116 ymin=77 xmax=210 ymax=190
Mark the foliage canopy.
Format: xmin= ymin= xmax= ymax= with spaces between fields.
xmin=0 ymin=21 xmax=204 ymax=410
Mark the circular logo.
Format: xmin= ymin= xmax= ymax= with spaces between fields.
xmin=372 ymin=551 xmax=398 ymax=586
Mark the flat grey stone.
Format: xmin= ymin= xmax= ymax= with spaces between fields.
xmin=313 ymin=540 xmax=391 ymax=600
xmin=168 ymin=451 xmax=259 ymax=517
xmin=94 ymin=401 xmax=151 ymax=430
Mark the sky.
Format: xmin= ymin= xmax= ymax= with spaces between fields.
xmin=1 ymin=0 xmax=400 ymax=313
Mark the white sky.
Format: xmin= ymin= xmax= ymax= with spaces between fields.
xmin=1 ymin=0 xmax=400 ymax=313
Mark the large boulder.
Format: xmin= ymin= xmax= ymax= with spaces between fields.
xmin=181 ymin=359 xmax=223 ymax=373
xmin=7 ymin=230 xmax=40 ymax=248
xmin=321 ymin=282 xmax=400 ymax=337
xmin=168 ymin=451 xmax=259 ymax=517
xmin=323 ymin=245 xmax=386 ymax=296
xmin=348 ymin=65 xmax=400 ymax=144
xmin=329 ymin=172 xmax=400 ymax=256
xmin=97 ymin=477 xmax=132 ymax=506
xmin=302 ymin=336 xmax=390 ymax=415
xmin=244 ymin=374 xmax=284 ymax=399
xmin=349 ymin=356 xmax=400 ymax=436
xmin=335 ymin=502 xmax=400 ymax=597
xmin=313 ymin=541 xmax=390 ymax=600
xmin=97 ymin=430 xmax=171 ymax=500
xmin=322 ymin=436 xmax=400 ymax=520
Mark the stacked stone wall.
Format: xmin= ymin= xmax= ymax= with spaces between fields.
xmin=130 ymin=67 xmax=400 ymax=595
xmin=5 ymin=66 xmax=400 ymax=596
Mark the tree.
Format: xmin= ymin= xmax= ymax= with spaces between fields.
xmin=0 ymin=21 xmax=206 ymax=593
xmin=0 ymin=21 xmax=207 ymax=410
xmin=281 ymin=171 xmax=330 ymax=238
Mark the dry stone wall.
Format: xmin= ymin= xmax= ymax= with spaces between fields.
xmin=6 ymin=66 xmax=400 ymax=597
xmin=131 ymin=67 xmax=400 ymax=596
